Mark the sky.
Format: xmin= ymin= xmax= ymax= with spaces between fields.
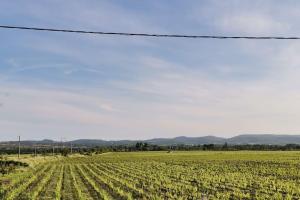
xmin=1 ymin=0 xmax=300 ymax=141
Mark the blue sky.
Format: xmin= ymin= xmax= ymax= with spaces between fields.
xmin=1 ymin=0 xmax=300 ymax=140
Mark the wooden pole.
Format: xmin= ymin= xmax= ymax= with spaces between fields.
xmin=70 ymin=142 xmax=73 ymax=155
xmin=18 ymin=136 xmax=20 ymax=159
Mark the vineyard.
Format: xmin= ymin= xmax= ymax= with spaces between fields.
xmin=1 ymin=151 xmax=300 ymax=199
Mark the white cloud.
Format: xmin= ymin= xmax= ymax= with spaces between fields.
xmin=216 ymin=13 xmax=287 ymax=35
xmin=2 ymin=1 xmax=300 ymax=140
xmin=0 ymin=86 xmax=118 ymax=124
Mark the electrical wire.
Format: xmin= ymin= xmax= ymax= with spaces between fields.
xmin=0 ymin=25 xmax=298 ymax=40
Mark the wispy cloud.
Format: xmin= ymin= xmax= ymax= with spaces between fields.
xmin=1 ymin=1 xmax=300 ymax=140
xmin=216 ymin=13 xmax=287 ymax=35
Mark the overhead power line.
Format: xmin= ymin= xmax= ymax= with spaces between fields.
xmin=0 ymin=25 xmax=299 ymax=40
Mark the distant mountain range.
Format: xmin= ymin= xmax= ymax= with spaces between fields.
xmin=2 ymin=134 xmax=300 ymax=147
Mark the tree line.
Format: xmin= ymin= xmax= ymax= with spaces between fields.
xmin=1 ymin=143 xmax=300 ymax=155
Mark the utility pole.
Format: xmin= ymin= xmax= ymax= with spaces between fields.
xmin=61 ymin=137 xmax=63 ymax=153
xmin=70 ymin=142 xmax=73 ymax=155
xmin=52 ymin=145 xmax=55 ymax=156
xmin=18 ymin=136 xmax=21 ymax=159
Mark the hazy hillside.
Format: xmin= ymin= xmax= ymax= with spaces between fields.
xmin=228 ymin=134 xmax=300 ymax=145
xmin=2 ymin=134 xmax=300 ymax=147
xmin=146 ymin=136 xmax=225 ymax=145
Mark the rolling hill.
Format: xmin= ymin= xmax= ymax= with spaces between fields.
xmin=2 ymin=134 xmax=300 ymax=147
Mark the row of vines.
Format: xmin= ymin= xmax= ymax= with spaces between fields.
xmin=1 ymin=151 xmax=300 ymax=199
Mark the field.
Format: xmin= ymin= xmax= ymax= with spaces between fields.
xmin=1 ymin=151 xmax=300 ymax=200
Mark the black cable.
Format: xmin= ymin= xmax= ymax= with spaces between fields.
xmin=0 ymin=25 xmax=298 ymax=40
